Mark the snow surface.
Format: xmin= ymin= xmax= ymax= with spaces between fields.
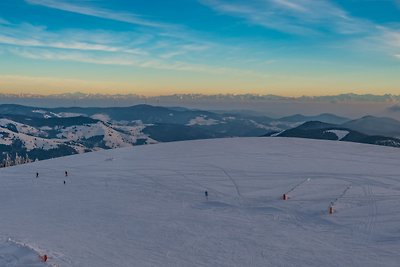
xmin=32 ymin=110 xmax=61 ymax=118
xmin=32 ymin=110 xmax=47 ymax=115
xmin=56 ymin=122 xmax=137 ymax=149
xmin=0 ymin=119 xmax=47 ymax=137
xmin=0 ymin=126 xmax=63 ymax=151
xmin=187 ymin=116 xmax=219 ymax=126
xmin=1 ymin=137 xmax=400 ymax=266
xmin=90 ymin=114 xmax=111 ymax=122
xmin=0 ymin=239 xmax=48 ymax=267
xmin=250 ymin=120 xmax=281 ymax=131
xmin=57 ymin=112 xmax=85 ymax=118
xmin=325 ymin=130 xmax=350 ymax=140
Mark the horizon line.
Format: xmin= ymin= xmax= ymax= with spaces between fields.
xmin=1 ymin=92 xmax=400 ymax=99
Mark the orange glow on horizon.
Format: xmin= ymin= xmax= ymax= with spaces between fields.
xmin=0 ymin=75 xmax=399 ymax=97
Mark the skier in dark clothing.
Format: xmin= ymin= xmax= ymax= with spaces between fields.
xmin=63 ymin=180 xmax=66 ymax=185
xmin=65 ymin=171 xmax=68 ymax=177
xmin=205 ymin=190 xmax=208 ymax=200
xmin=36 ymin=172 xmax=39 ymax=178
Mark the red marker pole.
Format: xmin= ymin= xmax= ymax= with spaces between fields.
xmin=40 ymin=254 xmax=48 ymax=262
xmin=329 ymin=206 xmax=334 ymax=214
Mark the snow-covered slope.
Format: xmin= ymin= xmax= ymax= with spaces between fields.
xmin=56 ymin=122 xmax=143 ymax=149
xmin=0 ymin=239 xmax=48 ymax=266
xmin=1 ymin=137 xmax=400 ymax=266
xmin=324 ymin=129 xmax=349 ymax=140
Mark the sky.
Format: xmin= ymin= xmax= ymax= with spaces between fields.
xmin=0 ymin=0 xmax=400 ymax=96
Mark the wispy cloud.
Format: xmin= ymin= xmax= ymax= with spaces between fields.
xmin=359 ymin=26 xmax=400 ymax=59
xmin=383 ymin=28 xmax=400 ymax=47
xmin=0 ymin=22 xmax=149 ymax=55
xmin=16 ymin=0 xmax=252 ymax=72
xmin=0 ymin=17 xmax=10 ymax=25
xmin=160 ymin=44 xmax=209 ymax=59
xmin=25 ymin=0 xmax=218 ymax=52
xmin=0 ymin=19 xmax=221 ymax=66
xmin=6 ymin=46 xmax=268 ymax=78
xmin=25 ymin=0 xmax=174 ymax=30
xmin=0 ymin=15 xmax=268 ymax=78
xmin=271 ymin=0 xmax=307 ymax=12
xmin=160 ymin=51 xmax=186 ymax=59
xmin=199 ymin=0 xmax=371 ymax=35
xmin=200 ymin=0 xmax=400 ymax=61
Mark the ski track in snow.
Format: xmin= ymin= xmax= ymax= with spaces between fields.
xmin=364 ymin=184 xmax=377 ymax=242
xmin=0 ymin=239 xmax=49 ymax=267
xmin=1 ymin=137 xmax=400 ymax=266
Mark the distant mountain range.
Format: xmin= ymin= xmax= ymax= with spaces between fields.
xmin=0 ymin=103 xmax=399 ymax=166
xmin=1 ymin=92 xmax=400 ymax=103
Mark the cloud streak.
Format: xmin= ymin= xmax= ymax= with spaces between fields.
xmin=25 ymin=0 xmax=175 ymax=30
xmin=0 ymin=21 xmax=152 ymax=56
xmin=0 ymin=19 xmax=233 ymax=73
xmin=200 ymin=0 xmax=400 ymax=61
xmin=359 ymin=26 xmax=400 ymax=59
xmin=199 ymin=0 xmax=372 ymax=35
xmin=0 ymin=17 xmax=10 ymax=25
xmin=6 ymin=46 xmax=269 ymax=78
xmin=14 ymin=0 xmax=246 ymax=73
xmin=24 ymin=0 xmax=219 ymax=54
xmin=0 ymin=14 xmax=266 ymax=78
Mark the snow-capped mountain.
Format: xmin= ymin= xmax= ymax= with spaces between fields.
xmin=1 ymin=137 xmax=400 ymax=266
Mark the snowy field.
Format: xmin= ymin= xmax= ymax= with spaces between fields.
xmin=1 ymin=137 xmax=400 ymax=266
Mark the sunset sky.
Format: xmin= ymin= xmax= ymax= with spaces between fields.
xmin=0 ymin=0 xmax=400 ymax=96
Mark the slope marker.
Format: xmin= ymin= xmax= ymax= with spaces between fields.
xmin=329 ymin=185 xmax=352 ymax=214
xmin=282 ymin=178 xmax=311 ymax=200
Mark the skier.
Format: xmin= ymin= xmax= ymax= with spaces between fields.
xmin=65 ymin=171 xmax=68 ymax=177
xmin=204 ymin=190 xmax=208 ymax=200
xmin=36 ymin=172 xmax=39 ymax=178
xmin=63 ymin=180 xmax=66 ymax=185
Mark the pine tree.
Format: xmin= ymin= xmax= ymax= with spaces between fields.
xmin=24 ymin=154 xmax=32 ymax=164
xmin=14 ymin=153 xmax=21 ymax=165
xmin=5 ymin=154 xmax=12 ymax=167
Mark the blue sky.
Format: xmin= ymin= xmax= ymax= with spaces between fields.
xmin=0 ymin=0 xmax=400 ymax=96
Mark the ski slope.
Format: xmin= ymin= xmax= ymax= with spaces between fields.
xmin=1 ymin=137 xmax=400 ymax=266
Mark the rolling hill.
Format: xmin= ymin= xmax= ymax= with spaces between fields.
xmin=275 ymin=121 xmax=400 ymax=147
xmin=342 ymin=116 xmax=400 ymax=138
